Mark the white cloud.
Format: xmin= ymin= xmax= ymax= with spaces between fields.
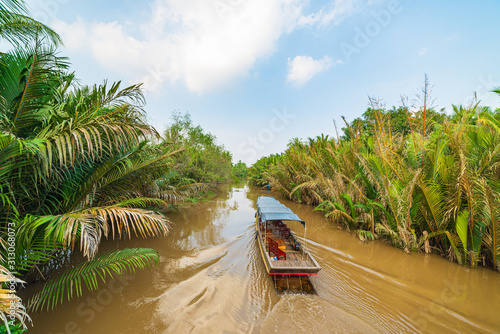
xmin=51 ymin=0 xmax=360 ymax=93
xmin=297 ymin=0 xmax=359 ymax=27
xmin=286 ymin=55 xmax=340 ymax=86
xmin=418 ymin=46 xmax=429 ymax=57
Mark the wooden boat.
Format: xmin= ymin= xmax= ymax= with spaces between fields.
xmin=255 ymin=196 xmax=321 ymax=275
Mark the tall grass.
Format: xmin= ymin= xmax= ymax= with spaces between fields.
xmin=254 ymin=92 xmax=500 ymax=271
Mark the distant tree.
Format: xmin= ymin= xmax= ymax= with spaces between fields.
xmin=163 ymin=112 xmax=233 ymax=185
xmin=232 ymin=161 xmax=248 ymax=180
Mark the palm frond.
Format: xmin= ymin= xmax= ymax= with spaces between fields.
xmin=0 ymin=13 xmax=62 ymax=47
xmin=81 ymin=206 xmax=170 ymax=240
xmin=445 ymin=231 xmax=464 ymax=265
xmin=456 ymin=210 xmax=469 ymax=264
xmin=0 ymin=265 xmax=30 ymax=331
xmin=418 ymin=180 xmax=446 ymax=233
xmin=28 ymin=248 xmax=159 ymax=311
xmin=0 ymin=44 xmax=68 ymax=136
xmin=355 ymin=229 xmax=376 ymax=242
xmin=480 ymin=182 xmax=500 ymax=270
xmin=18 ymin=213 xmax=102 ymax=261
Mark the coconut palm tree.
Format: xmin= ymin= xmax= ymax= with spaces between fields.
xmin=0 ymin=41 xmax=199 ymax=332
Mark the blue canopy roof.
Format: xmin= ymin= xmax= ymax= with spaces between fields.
xmin=256 ymin=196 xmax=305 ymax=225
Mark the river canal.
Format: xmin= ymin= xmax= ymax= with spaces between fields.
xmin=27 ymin=184 xmax=500 ymax=333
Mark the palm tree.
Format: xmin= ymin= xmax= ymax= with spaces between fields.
xmin=0 ymin=2 xmax=226 ymax=331
xmin=0 ymin=40 xmax=206 ymax=331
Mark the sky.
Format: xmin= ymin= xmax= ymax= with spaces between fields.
xmin=24 ymin=0 xmax=500 ymax=164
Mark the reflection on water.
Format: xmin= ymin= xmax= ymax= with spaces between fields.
xmin=25 ymin=185 xmax=500 ymax=333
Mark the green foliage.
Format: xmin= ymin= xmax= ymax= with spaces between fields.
xmin=0 ymin=2 xmax=235 ymax=329
xmin=248 ymin=154 xmax=281 ymax=186
xmin=0 ymin=41 xmax=173 ymax=327
xmin=28 ymin=248 xmax=159 ymax=311
xmin=163 ymin=112 xmax=233 ymax=186
xmin=456 ymin=211 xmax=469 ymax=264
xmin=0 ymin=45 xmax=224 ymax=327
xmin=0 ymin=322 xmax=26 ymax=334
xmin=231 ymin=161 xmax=248 ymax=180
xmin=0 ymin=1 xmax=62 ymax=47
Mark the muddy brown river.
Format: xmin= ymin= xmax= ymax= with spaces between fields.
xmin=25 ymin=185 xmax=500 ymax=333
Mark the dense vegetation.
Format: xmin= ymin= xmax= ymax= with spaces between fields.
xmin=163 ymin=112 xmax=233 ymax=187
xmin=231 ymin=161 xmax=248 ymax=181
xmin=248 ymin=154 xmax=281 ymax=187
xmin=0 ymin=1 xmax=235 ymax=332
xmin=252 ymin=86 xmax=500 ymax=272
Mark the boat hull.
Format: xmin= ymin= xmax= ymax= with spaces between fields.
xmin=254 ymin=196 xmax=321 ymax=276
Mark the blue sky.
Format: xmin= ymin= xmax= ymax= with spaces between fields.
xmin=25 ymin=0 xmax=500 ymax=164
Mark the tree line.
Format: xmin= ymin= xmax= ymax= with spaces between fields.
xmin=250 ymin=81 xmax=500 ymax=273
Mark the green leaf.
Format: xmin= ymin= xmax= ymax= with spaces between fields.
xmin=445 ymin=231 xmax=463 ymax=265
xmin=28 ymin=248 xmax=159 ymax=311
xmin=456 ymin=210 xmax=469 ymax=264
xmin=340 ymin=193 xmax=356 ymax=220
